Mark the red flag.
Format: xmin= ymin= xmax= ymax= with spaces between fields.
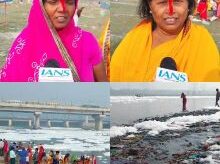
xmin=168 ymin=0 xmax=173 ymax=15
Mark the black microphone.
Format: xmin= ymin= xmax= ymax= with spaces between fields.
xmin=155 ymin=57 xmax=188 ymax=82
xmin=160 ymin=57 xmax=177 ymax=71
xmin=44 ymin=59 xmax=60 ymax=68
xmin=38 ymin=59 xmax=73 ymax=82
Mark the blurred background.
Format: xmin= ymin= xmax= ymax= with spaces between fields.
xmin=110 ymin=0 xmax=220 ymax=54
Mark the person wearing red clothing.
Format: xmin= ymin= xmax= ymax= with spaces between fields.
xmin=37 ymin=145 xmax=45 ymax=164
xmin=27 ymin=144 xmax=32 ymax=164
xmin=90 ymin=155 xmax=97 ymax=164
xmin=3 ymin=139 xmax=9 ymax=164
xmin=197 ymin=0 xmax=208 ymax=20
xmin=181 ymin=93 xmax=187 ymax=112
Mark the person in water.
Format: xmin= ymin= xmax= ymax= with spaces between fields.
xmin=181 ymin=92 xmax=187 ymax=112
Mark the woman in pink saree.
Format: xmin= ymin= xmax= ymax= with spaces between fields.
xmin=0 ymin=0 xmax=107 ymax=82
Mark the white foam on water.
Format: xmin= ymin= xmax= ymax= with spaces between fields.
xmin=111 ymin=111 xmax=220 ymax=137
xmin=0 ymin=127 xmax=110 ymax=152
xmin=209 ymin=144 xmax=220 ymax=150
xmin=110 ymin=96 xmax=157 ymax=104
xmin=110 ymin=96 xmax=215 ymax=104
xmin=195 ymin=138 xmax=220 ymax=163
xmin=43 ymin=143 xmax=107 ymax=152
xmin=103 ymin=152 xmax=110 ymax=157
xmin=135 ymin=120 xmax=184 ymax=135
xmin=209 ymin=150 xmax=220 ymax=155
xmin=110 ymin=126 xmax=137 ymax=138
xmin=126 ymin=134 xmax=135 ymax=138
xmin=203 ymin=106 xmax=220 ymax=110
xmin=206 ymin=137 xmax=219 ymax=144
xmin=199 ymin=154 xmax=220 ymax=164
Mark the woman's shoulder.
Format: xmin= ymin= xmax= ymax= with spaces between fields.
xmin=130 ymin=19 xmax=151 ymax=32
xmin=126 ymin=19 xmax=151 ymax=36
xmin=135 ymin=19 xmax=151 ymax=29
xmin=76 ymin=28 xmax=101 ymax=57
xmin=70 ymin=27 xmax=99 ymax=52
xmin=188 ymin=23 xmax=217 ymax=50
xmin=79 ymin=28 xmax=98 ymax=42
xmin=190 ymin=23 xmax=211 ymax=36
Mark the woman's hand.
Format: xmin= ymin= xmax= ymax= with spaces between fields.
xmin=93 ymin=61 xmax=108 ymax=82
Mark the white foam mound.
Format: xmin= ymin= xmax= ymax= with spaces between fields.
xmin=111 ymin=111 xmax=220 ymax=137
xmin=199 ymin=155 xmax=217 ymax=163
xmin=210 ymin=144 xmax=220 ymax=151
xmin=203 ymin=106 xmax=220 ymax=110
xmin=110 ymin=126 xmax=137 ymax=138
xmin=0 ymin=127 xmax=110 ymax=152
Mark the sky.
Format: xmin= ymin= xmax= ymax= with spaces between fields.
xmin=0 ymin=83 xmax=109 ymax=107
xmin=111 ymin=83 xmax=220 ymax=90
xmin=110 ymin=83 xmax=220 ymax=96
xmin=1 ymin=83 xmax=220 ymax=106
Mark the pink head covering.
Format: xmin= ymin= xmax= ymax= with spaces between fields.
xmin=0 ymin=0 xmax=102 ymax=82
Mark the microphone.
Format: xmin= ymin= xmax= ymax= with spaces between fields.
xmin=38 ymin=59 xmax=74 ymax=82
xmin=44 ymin=59 xmax=60 ymax=68
xmin=160 ymin=57 xmax=177 ymax=71
xmin=155 ymin=57 xmax=188 ymax=82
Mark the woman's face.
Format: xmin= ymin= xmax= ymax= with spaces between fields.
xmin=44 ymin=0 xmax=76 ymax=30
xmin=149 ymin=0 xmax=189 ymax=34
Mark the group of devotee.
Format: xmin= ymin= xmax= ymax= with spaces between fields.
xmin=0 ymin=139 xmax=97 ymax=164
xmin=194 ymin=0 xmax=220 ymax=23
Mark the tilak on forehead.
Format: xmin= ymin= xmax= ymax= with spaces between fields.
xmin=59 ymin=0 xmax=78 ymax=12
xmin=168 ymin=0 xmax=174 ymax=15
xmin=60 ymin=0 xmax=66 ymax=11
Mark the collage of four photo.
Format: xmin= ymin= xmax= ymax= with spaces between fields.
xmin=0 ymin=0 xmax=220 ymax=163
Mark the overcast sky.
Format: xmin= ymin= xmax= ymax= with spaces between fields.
xmin=0 ymin=83 xmax=109 ymax=107
xmin=111 ymin=83 xmax=220 ymax=90
xmin=111 ymin=83 xmax=220 ymax=95
xmin=1 ymin=83 xmax=219 ymax=105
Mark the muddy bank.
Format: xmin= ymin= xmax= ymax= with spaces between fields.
xmin=111 ymin=109 xmax=220 ymax=164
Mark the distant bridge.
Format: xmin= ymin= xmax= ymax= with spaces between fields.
xmin=0 ymin=101 xmax=109 ymax=114
xmin=0 ymin=101 xmax=110 ymax=130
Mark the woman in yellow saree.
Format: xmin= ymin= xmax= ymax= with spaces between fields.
xmin=110 ymin=0 xmax=220 ymax=82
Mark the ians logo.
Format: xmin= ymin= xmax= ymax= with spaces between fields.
xmin=40 ymin=68 xmax=70 ymax=77
xmin=156 ymin=68 xmax=188 ymax=82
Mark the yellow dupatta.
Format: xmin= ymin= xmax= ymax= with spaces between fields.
xmin=110 ymin=20 xmax=220 ymax=82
